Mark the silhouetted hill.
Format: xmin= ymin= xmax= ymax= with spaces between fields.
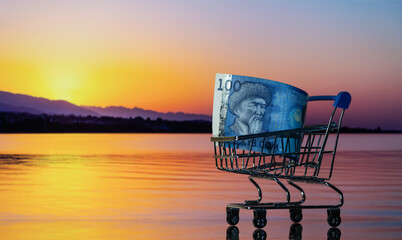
xmin=0 ymin=102 xmax=42 ymax=115
xmin=0 ymin=91 xmax=99 ymax=116
xmin=82 ymin=106 xmax=212 ymax=121
xmin=0 ymin=90 xmax=212 ymax=122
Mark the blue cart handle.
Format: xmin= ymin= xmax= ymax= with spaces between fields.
xmin=308 ymin=91 xmax=351 ymax=109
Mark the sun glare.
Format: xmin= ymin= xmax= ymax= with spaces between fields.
xmin=44 ymin=67 xmax=87 ymax=103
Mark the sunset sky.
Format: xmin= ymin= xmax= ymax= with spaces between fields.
xmin=0 ymin=0 xmax=401 ymax=129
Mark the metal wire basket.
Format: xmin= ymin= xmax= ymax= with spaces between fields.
xmin=212 ymin=92 xmax=351 ymax=229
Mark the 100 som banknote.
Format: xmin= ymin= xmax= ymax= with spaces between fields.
xmin=212 ymin=73 xmax=308 ymax=154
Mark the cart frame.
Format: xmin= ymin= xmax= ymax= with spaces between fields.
xmin=211 ymin=92 xmax=351 ymax=228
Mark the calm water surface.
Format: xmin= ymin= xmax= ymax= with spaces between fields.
xmin=0 ymin=133 xmax=401 ymax=239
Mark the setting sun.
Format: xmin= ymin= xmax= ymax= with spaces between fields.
xmin=43 ymin=66 xmax=87 ymax=102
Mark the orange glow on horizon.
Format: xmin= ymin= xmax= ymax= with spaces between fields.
xmin=0 ymin=53 xmax=215 ymax=114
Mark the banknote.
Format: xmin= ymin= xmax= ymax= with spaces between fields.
xmin=213 ymin=74 xmax=308 ymax=154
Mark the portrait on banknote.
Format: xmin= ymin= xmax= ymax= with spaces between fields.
xmin=227 ymin=82 xmax=272 ymax=135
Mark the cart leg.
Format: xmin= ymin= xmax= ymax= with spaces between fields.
xmin=274 ymin=178 xmax=290 ymax=203
xmin=245 ymin=176 xmax=262 ymax=204
xmin=288 ymin=180 xmax=306 ymax=204
xmin=253 ymin=209 xmax=267 ymax=228
xmin=226 ymin=207 xmax=240 ymax=225
xmin=327 ymin=208 xmax=341 ymax=227
xmin=323 ymin=181 xmax=344 ymax=207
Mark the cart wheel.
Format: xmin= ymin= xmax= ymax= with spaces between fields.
xmin=226 ymin=226 xmax=239 ymax=240
xmin=289 ymin=223 xmax=302 ymax=240
xmin=327 ymin=208 xmax=341 ymax=227
xmin=327 ymin=227 xmax=341 ymax=240
xmin=253 ymin=229 xmax=267 ymax=240
xmin=226 ymin=207 xmax=240 ymax=225
xmin=253 ymin=209 xmax=267 ymax=228
xmin=289 ymin=208 xmax=303 ymax=223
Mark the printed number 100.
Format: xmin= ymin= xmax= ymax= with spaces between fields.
xmin=217 ymin=79 xmax=241 ymax=91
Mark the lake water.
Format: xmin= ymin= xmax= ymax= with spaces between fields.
xmin=0 ymin=133 xmax=401 ymax=239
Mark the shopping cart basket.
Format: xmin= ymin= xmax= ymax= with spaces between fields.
xmin=211 ymin=92 xmax=351 ymax=228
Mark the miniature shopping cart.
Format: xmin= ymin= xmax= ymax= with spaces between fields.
xmin=211 ymin=92 xmax=351 ymax=228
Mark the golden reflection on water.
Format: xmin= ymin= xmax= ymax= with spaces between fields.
xmin=0 ymin=150 xmax=223 ymax=239
xmin=1 ymin=156 xmax=104 ymax=218
xmin=0 ymin=154 xmax=215 ymax=221
xmin=0 ymin=220 xmax=226 ymax=240
xmin=0 ymin=133 xmax=211 ymax=155
xmin=0 ymin=134 xmax=401 ymax=239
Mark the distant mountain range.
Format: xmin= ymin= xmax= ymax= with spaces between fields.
xmin=0 ymin=91 xmax=212 ymax=122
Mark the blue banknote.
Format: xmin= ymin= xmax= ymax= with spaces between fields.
xmin=213 ymin=74 xmax=308 ymax=154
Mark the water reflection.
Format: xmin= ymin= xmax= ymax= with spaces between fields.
xmin=0 ymin=134 xmax=401 ymax=239
xmin=289 ymin=223 xmax=302 ymax=240
xmin=226 ymin=226 xmax=239 ymax=240
xmin=253 ymin=228 xmax=267 ymax=240
xmin=327 ymin=228 xmax=341 ymax=240
xmin=0 ymin=155 xmax=29 ymax=165
xmin=226 ymin=224 xmax=341 ymax=240
xmin=253 ymin=228 xmax=268 ymax=240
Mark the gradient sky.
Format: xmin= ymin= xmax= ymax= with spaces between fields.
xmin=0 ymin=0 xmax=401 ymax=129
